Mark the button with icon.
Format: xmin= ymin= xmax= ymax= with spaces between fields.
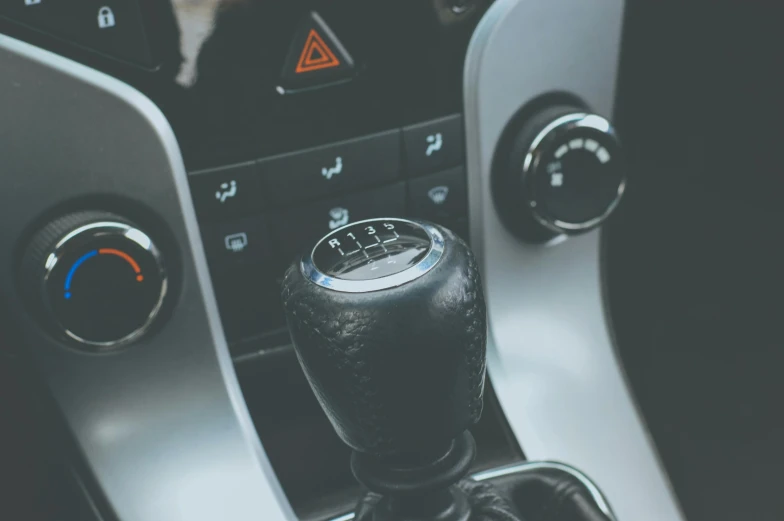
xmin=201 ymin=216 xmax=271 ymax=270
xmin=83 ymin=2 xmax=152 ymax=65
xmin=278 ymin=11 xmax=356 ymax=93
xmin=403 ymin=115 xmax=464 ymax=177
xmin=407 ymin=167 xmax=467 ymax=228
xmin=200 ymin=216 xmax=284 ymax=341
xmin=259 ymin=130 xmax=402 ymax=206
xmin=190 ymin=162 xmax=262 ymax=222
xmin=0 ymin=1 xmax=152 ymax=67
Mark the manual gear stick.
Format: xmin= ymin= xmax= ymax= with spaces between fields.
xmin=282 ymin=218 xmax=489 ymax=521
xmin=282 ymin=218 xmax=613 ymax=521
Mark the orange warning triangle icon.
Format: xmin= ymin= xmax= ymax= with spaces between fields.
xmin=295 ymin=29 xmax=341 ymax=74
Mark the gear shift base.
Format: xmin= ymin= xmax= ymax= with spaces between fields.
xmin=354 ymin=463 xmax=614 ymax=521
xmin=356 ymin=487 xmax=473 ymax=521
xmin=350 ymin=431 xmax=477 ymax=521
xmin=352 ymin=431 xmax=476 ymax=496
xmin=281 ymin=219 xmax=614 ymax=521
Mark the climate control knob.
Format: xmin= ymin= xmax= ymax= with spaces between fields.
xmin=494 ymin=106 xmax=626 ymax=242
xmin=21 ymin=212 xmax=167 ymax=349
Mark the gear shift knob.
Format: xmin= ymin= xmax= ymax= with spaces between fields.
xmin=282 ymin=218 xmax=487 ymax=461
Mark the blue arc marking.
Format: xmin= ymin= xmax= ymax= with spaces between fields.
xmin=64 ymin=250 xmax=98 ymax=299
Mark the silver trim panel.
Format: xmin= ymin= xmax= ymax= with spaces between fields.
xmin=0 ymin=35 xmax=295 ymax=521
xmin=301 ymin=218 xmax=445 ymax=293
xmin=463 ymin=1 xmax=685 ymax=520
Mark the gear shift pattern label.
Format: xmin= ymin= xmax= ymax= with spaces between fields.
xmin=312 ymin=219 xmax=432 ymax=281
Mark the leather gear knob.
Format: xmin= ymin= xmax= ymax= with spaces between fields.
xmin=281 ymin=218 xmax=487 ymax=459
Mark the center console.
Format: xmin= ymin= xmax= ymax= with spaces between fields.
xmin=0 ymin=1 xmax=685 ymax=521
xmin=0 ymin=0 xmax=488 ymax=351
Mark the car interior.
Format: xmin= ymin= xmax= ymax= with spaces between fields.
xmin=0 ymin=1 xmax=781 ymax=520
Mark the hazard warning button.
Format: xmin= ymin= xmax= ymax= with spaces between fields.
xmin=279 ymin=12 xmax=355 ymax=93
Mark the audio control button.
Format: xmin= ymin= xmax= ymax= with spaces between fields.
xmin=258 ymin=130 xmax=402 ymax=207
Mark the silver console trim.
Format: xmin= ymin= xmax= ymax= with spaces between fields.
xmin=463 ymin=1 xmax=685 ymax=520
xmin=0 ymin=35 xmax=295 ymax=521
xmin=327 ymin=461 xmax=616 ymax=521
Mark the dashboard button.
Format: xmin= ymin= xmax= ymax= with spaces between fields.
xmin=190 ymin=162 xmax=262 ymax=222
xmin=78 ymin=1 xmax=152 ymax=66
xmin=201 ymin=216 xmax=271 ymax=269
xmin=272 ymin=182 xmax=406 ymax=268
xmin=258 ymin=130 xmax=402 ymax=206
xmin=201 ymin=217 xmax=283 ymax=341
xmin=407 ymin=167 xmax=467 ymax=228
xmin=403 ymin=115 xmax=464 ymax=177
xmin=1 ymin=0 xmax=152 ymax=67
xmin=278 ymin=11 xmax=355 ymax=93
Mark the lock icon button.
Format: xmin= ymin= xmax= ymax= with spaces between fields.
xmin=97 ymin=6 xmax=116 ymax=29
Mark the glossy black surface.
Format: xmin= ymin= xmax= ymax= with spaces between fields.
xmin=312 ymin=220 xmax=431 ymax=281
xmin=1 ymin=0 xmax=491 ymax=170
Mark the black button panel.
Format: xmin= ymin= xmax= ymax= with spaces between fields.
xmin=274 ymin=182 xmax=406 ymax=268
xmin=0 ymin=0 xmax=152 ymax=67
xmin=258 ymin=129 xmax=401 ymax=206
xmin=189 ymin=115 xmax=467 ymax=347
xmin=403 ymin=114 xmax=464 ymax=177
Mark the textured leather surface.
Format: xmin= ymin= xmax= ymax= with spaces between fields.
xmin=353 ymin=467 xmax=612 ymax=521
xmin=281 ymin=223 xmax=487 ymax=458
